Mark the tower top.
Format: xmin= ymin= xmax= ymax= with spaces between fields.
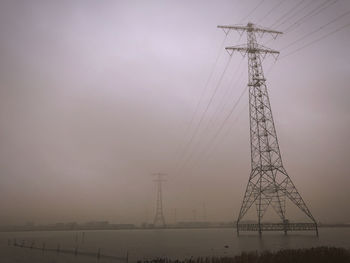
xmin=218 ymin=23 xmax=282 ymax=58
xmin=152 ymin=173 xmax=167 ymax=182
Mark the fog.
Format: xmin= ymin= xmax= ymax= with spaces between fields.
xmin=0 ymin=0 xmax=349 ymax=225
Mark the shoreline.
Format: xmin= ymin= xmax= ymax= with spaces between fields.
xmin=1 ymin=224 xmax=349 ymax=233
xmin=137 ymin=247 xmax=350 ymax=263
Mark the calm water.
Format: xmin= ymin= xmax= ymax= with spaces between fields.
xmin=0 ymin=227 xmax=349 ymax=262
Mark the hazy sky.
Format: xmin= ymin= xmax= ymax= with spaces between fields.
xmin=0 ymin=0 xmax=349 ymax=225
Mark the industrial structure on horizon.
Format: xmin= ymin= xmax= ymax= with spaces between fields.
xmin=152 ymin=173 xmax=167 ymax=227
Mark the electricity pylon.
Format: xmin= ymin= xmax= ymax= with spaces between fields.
xmin=152 ymin=173 xmax=166 ymax=227
xmin=218 ymin=23 xmax=318 ymax=236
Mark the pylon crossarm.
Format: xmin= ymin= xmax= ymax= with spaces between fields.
xmin=217 ymin=24 xmax=283 ymax=36
xmin=225 ymin=44 xmax=280 ymax=57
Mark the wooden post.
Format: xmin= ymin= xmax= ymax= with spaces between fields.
xmin=97 ymin=248 xmax=101 ymax=260
xmin=42 ymin=242 xmax=46 ymax=252
xmin=57 ymin=244 xmax=60 ymax=254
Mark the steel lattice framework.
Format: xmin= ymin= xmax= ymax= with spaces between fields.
xmin=152 ymin=173 xmax=166 ymax=227
xmin=218 ymin=23 xmax=318 ymax=236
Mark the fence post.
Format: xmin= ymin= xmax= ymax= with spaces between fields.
xmin=126 ymin=250 xmax=129 ymax=263
xmin=75 ymin=247 xmax=78 ymax=256
xmin=97 ymin=248 xmax=101 ymax=260
xmin=42 ymin=242 xmax=45 ymax=252
xmin=57 ymin=244 xmax=60 ymax=254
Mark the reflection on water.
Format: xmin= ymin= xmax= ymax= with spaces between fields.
xmin=236 ymin=232 xmax=320 ymax=252
xmin=0 ymin=228 xmax=349 ymax=262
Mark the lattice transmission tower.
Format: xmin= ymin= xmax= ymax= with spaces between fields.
xmin=217 ymin=23 xmax=318 ymax=236
xmin=152 ymin=173 xmax=166 ymax=227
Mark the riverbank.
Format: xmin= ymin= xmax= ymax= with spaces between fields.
xmin=138 ymin=247 xmax=350 ymax=263
xmin=1 ymin=223 xmax=349 ymax=233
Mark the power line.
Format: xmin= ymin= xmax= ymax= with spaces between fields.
xmin=177 ymin=57 xmax=244 ymax=172
xmin=240 ymin=0 xmax=268 ymax=23
xmin=210 ymin=66 xmax=246 ymax=129
xmin=269 ymin=0 xmax=307 ymax=28
xmin=199 ymin=85 xmax=247 ymax=170
xmin=203 ymin=85 xmax=248 ymax=156
xmin=224 ymin=101 xmax=248 ymax=139
xmin=264 ymin=59 xmax=278 ymax=80
xmin=181 ymin=67 xmax=246 ymax=172
xmin=281 ymin=21 xmax=350 ymax=58
xmin=174 ymin=55 xmax=233 ymax=172
xmin=181 ymin=85 xmax=248 ymax=172
xmin=199 ymin=101 xmax=248 ymax=170
xmin=195 ymin=56 xmax=275 ymax=172
xmin=274 ymin=0 xmax=318 ymax=29
xmin=281 ymin=10 xmax=350 ymax=50
xmin=262 ymin=0 xmax=338 ymax=46
xmin=173 ymin=34 xmax=229 ymax=162
xmin=261 ymin=0 xmax=308 ymax=46
xmin=258 ymin=0 xmax=288 ymax=24
xmin=284 ymin=0 xmax=338 ymax=33
xmin=202 ymin=58 xmax=244 ymax=135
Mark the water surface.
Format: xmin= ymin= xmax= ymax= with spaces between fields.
xmin=0 ymin=227 xmax=349 ymax=262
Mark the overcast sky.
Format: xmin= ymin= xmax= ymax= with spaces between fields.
xmin=0 ymin=0 xmax=349 ymax=225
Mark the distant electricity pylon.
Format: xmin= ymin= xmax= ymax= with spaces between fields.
xmin=152 ymin=173 xmax=166 ymax=227
xmin=217 ymin=23 xmax=318 ymax=236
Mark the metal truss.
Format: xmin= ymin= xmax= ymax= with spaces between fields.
xmin=153 ymin=173 xmax=166 ymax=227
xmin=218 ymin=23 xmax=318 ymax=236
